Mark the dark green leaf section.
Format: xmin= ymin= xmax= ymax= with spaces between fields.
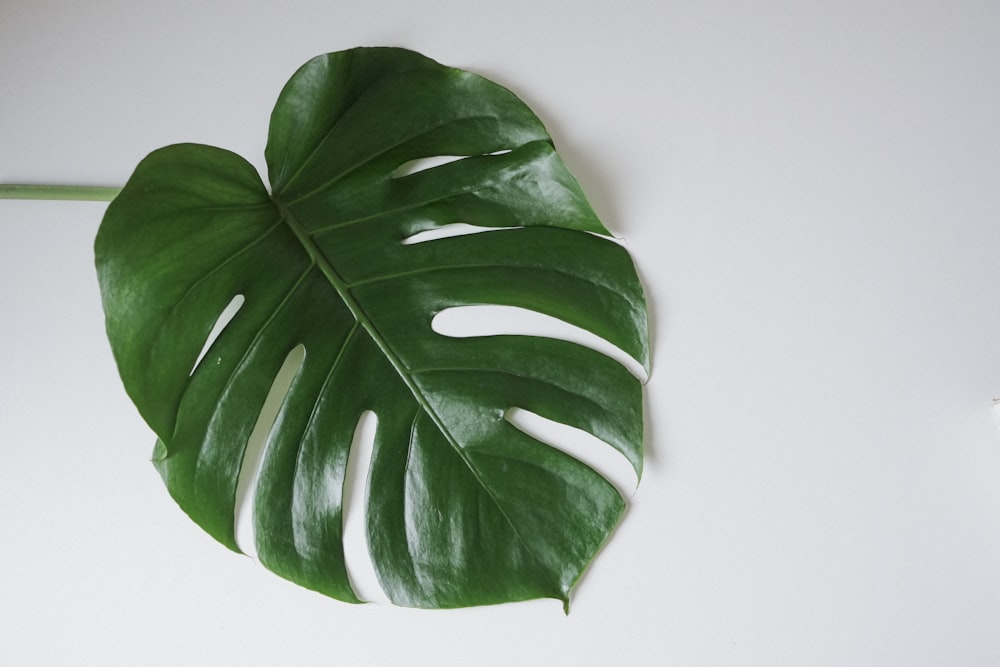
xmin=96 ymin=47 xmax=648 ymax=609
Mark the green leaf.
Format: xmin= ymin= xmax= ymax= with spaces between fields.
xmin=95 ymin=47 xmax=648 ymax=609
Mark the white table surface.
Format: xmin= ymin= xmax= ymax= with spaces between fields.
xmin=3 ymin=1 xmax=1000 ymax=664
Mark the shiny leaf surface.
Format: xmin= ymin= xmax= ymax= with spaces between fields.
xmin=95 ymin=47 xmax=648 ymax=609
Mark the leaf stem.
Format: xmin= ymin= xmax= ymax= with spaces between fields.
xmin=0 ymin=184 xmax=121 ymax=202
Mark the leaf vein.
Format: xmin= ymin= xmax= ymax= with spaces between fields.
xmin=281 ymin=203 xmax=565 ymax=597
xmin=287 ymin=114 xmax=505 ymax=205
xmin=302 ymin=185 xmax=484 ymax=237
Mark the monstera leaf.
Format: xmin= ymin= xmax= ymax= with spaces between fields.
xmin=95 ymin=47 xmax=648 ymax=610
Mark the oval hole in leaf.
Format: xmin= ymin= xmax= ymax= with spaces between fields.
xmin=190 ymin=294 xmax=245 ymax=376
xmin=341 ymin=410 xmax=389 ymax=603
xmin=505 ymin=408 xmax=638 ymax=499
xmin=391 ymin=150 xmax=512 ymax=179
xmin=234 ymin=344 xmax=305 ymax=557
xmin=401 ymin=222 xmax=516 ymax=246
xmin=432 ymin=305 xmax=648 ymax=383
xmin=391 ymin=155 xmax=468 ymax=179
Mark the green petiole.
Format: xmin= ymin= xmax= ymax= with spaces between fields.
xmin=0 ymin=184 xmax=120 ymax=202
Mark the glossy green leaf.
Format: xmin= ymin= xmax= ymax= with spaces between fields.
xmin=95 ymin=47 xmax=648 ymax=609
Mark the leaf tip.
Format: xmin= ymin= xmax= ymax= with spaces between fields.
xmin=151 ymin=438 xmax=168 ymax=463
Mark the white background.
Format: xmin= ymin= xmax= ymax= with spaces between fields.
xmin=3 ymin=1 xmax=1000 ymax=664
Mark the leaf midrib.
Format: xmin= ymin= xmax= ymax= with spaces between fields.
xmin=274 ymin=198 xmax=561 ymax=599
